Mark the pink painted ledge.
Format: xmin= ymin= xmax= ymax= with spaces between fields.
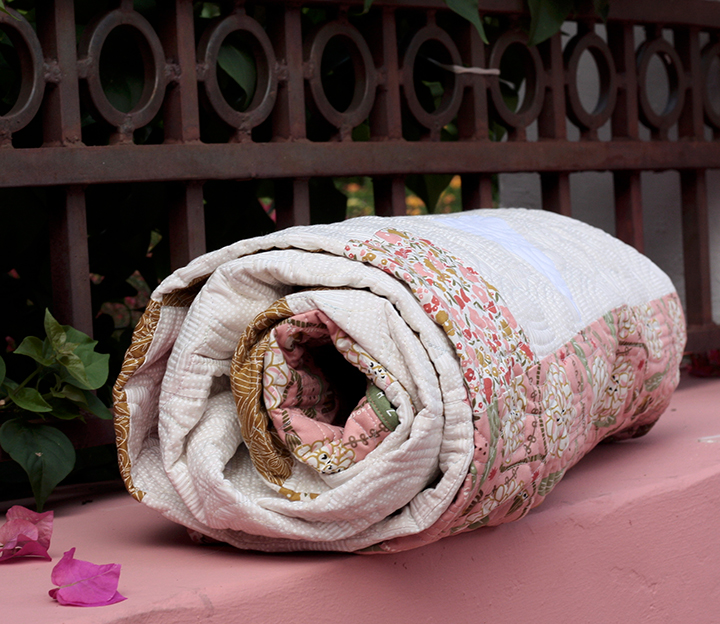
xmin=2 ymin=373 xmax=719 ymax=624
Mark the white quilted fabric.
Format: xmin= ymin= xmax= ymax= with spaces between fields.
xmin=116 ymin=209 xmax=679 ymax=552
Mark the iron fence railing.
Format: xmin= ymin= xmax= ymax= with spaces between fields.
xmin=0 ymin=0 xmax=718 ymax=360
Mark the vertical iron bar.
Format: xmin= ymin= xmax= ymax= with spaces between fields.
xmin=457 ymin=18 xmax=489 ymax=141
xmin=161 ymin=1 xmax=206 ymax=267
xmin=537 ymin=33 xmax=566 ymax=140
xmin=608 ymin=22 xmax=640 ymax=139
xmin=457 ymin=17 xmax=493 ymax=209
xmin=537 ymin=33 xmax=571 ymax=216
xmin=276 ymin=178 xmax=311 ymax=228
xmin=681 ymin=170 xmax=712 ymax=326
xmin=48 ymin=186 xmax=93 ymax=335
xmin=160 ymin=1 xmax=201 ymax=143
xmin=612 ymin=168 xmax=644 ymax=250
xmin=609 ymin=22 xmax=643 ymax=250
xmin=268 ymin=4 xmax=307 ymax=228
xmin=540 ymin=174 xmax=572 ymax=217
xmin=369 ymin=8 xmax=404 ymax=216
xmin=614 ymin=171 xmax=644 ymax=252
xmin=373 ymin=177 xmax=406 ymax=216
xmin=461 ymin=174 xmax=494 ymax=210
xmin=169 ymin=181 xmax=206 ymax=270
xmin=270 ymin=3 xmax=306 ymax=140
xmin=369 ymin=7 xmax=402 ymax=140
xmin=38 ymin=0 xmax=92 ymax=335
xmin=37 ymin=0 xmax=82 ymax=146
xmin=676 ymin=27 xmax=712 ymax=329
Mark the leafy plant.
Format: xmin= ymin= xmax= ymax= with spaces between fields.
xmin=0 ymin=310 xmax=111 ymax=511
xmin=527 ymin=0 xmax=609 ymax=45
xmin=359 ymin=0 xmax=610 ymax=45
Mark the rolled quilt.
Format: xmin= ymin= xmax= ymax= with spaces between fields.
xmin=113 ymin=209 xmax=686 ymax=553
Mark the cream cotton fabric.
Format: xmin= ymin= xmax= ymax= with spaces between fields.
xmin=113 ymin=209 xmax=685 ymax=553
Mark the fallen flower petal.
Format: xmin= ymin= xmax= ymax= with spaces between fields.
xmin=0 ymin=505 xmax=53 ymax=562
xmin=49 ymin=548 xmax=126 ymax=607
xmin=6 ymin=505 xmax=53 ymax=548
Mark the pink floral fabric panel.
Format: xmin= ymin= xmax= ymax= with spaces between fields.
xmin=345 ymin=229 xmax=685 ymax=550
xmin=263 ymin=310 xmax=399 ymax=476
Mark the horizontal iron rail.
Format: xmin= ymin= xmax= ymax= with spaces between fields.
xmin=301 ymin=0 xmax=720 ymax=29
xmin=2 ymin=140 xmax=720 ymax=187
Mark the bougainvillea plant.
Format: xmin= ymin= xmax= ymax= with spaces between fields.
xmin=0 ymin=311 xmax=111 ymax=511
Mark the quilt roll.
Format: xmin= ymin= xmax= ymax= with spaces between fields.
xmin=113 ymin=209 xmax=686 ymax=553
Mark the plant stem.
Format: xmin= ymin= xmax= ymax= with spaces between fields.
xmin=6 ymin=368 xmax=42 ymax=404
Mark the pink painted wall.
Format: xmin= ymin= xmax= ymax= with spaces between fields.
xmin=3 ymin=375 xmax=719 ymax=623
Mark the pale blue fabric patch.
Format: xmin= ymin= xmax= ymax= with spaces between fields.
xmin=443 ymin=214 xmax=582 ymax=320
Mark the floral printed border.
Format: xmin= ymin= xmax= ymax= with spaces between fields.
xmin=346 ymin=229 xmax=685 ymax=550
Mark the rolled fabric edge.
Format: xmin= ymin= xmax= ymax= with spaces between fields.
xmin=113 ymin=209 xmax=686 ymax=553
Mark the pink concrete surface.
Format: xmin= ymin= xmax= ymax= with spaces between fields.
xmin=2 ymin=373 xmax=720 ymax=624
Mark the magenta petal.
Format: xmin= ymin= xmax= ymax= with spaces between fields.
xmin=50 ymin=548 xmax=126 ymax=607
xmin=5 ymin=506 xmax=53 ymax=549
xmin=0 ymin=519 xmax=38 ymax=547
xmin=55 ymin=590 xmax=127 ymax=608
xmin=0 ymin=518 xmax=50 ymax=562
xmin=0 ymin=533 xmax=51 ymax=562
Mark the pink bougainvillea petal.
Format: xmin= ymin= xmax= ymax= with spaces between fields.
xmin=49 ymin=548 xmax=126 ymax=607
xmin=0 ymin=519 xmax=38 ymax=546
xmin=0 ymin=506 xmax=53 ymax=562
xmin=6 ymin=506 xmax=54 ymax=548
xmin=9 ymin=536 xmax=51 ymax=560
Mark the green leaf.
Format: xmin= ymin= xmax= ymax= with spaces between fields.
xmin=0 ymin=356 xmax=5 ymax=388
xmin=51 ymin=384 xmax=87 ymax=405
xmin=0 ymin=419 xmax=75 ymax=511
xmin=406 ymin=174 xmax=454 ymax=213
xmin=48 ymin=397 xmax=84 ymax=421
xmin=593 ymin=0 xmax=609 ymax=21
xmin=56 ymin=350 xmax=92 ymax=389
xmin=362 ymin=0 xmax=373 ymax=13
xmin=14 ymin=336 xmax=55 ymax=367
xmin=44 ymin=309 xmax=67 ymax=353
xmin=63 ymin=384 xmax=87 ymax=404
xmin=527 ymin=0 xmax=573 ymax=46
xmin=61 ymin=328 xmax=109 ymax=390
xmin=200 ymin=2 xmax=221 ymax=18
xmin=82 ymin=390 xmax=114 ymax=420
xmin=426 ymin=174 xmax=454 ymax=213
xmin=11 ymin=387 xmax=52 ymax=413
xmin=351 ymin=122 xmax=370 ymax=142
xmin=443 ymin=0 xmax=487 ymax=43
xmin=0 ymin=0 xmax=19 ymax=19
xmin=42 ymin=312 xmax=109 ymax=391
xmin=217 ymin=42 xmax=257 ymax=109
xmin=133 ymin=0 xmax=157 ymax=14
xmin=103 ymin=72 xmax=144 ymax=114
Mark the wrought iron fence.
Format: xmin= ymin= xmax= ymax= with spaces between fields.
xmin=0 ymin=0 xmax=718 ymax=361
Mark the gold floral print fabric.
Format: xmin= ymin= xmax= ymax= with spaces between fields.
xmin=230 ymin=298 xmax=296 ymax=486
xmin=112 ymin=299 xmax=162 ymax=502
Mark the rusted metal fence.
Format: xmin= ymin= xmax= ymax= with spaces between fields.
xmin=0 ymin=0 xmax=719 ymax=359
